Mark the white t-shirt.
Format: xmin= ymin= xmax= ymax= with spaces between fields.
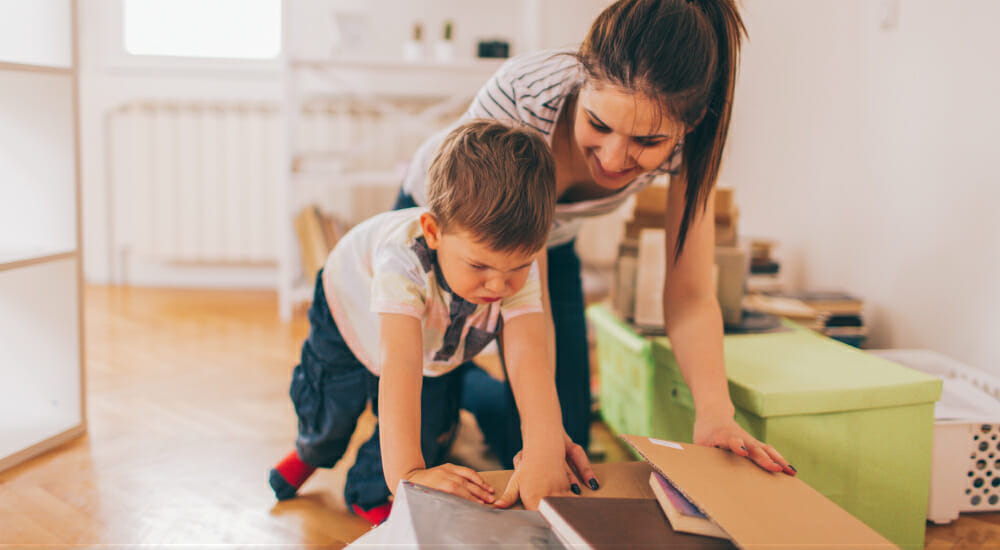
xmin=322 ymin=208 xmax=543 ymax=376
xmin=402 ymin=49 xmax=680 ymax=247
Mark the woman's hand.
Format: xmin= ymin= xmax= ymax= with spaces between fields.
xmin=511 ymin=431 xmax=600 ymax=494
xmin=404 ymin=463 xmax=496 ymax=504
xmin=693 ymin=409 xmax=797 ymax=476
xmin=495 ymin=451 xmax=571 ymax=510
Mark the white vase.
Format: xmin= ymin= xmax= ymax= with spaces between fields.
xmin=433 ymin=41 xmax=455 ymax=63
xmin=402 ymin=40 xmax=425 ymax=62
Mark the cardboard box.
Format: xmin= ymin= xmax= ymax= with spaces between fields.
xmin=633 ymin=183 xmax=669 ymax=216
xmin=621 ymin=434 xmax=898 ymax=549
xmin=586 ymin=304 xmax=942 ymax=549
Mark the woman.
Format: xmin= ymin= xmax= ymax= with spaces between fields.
xmin=396 ymin=0 xmax=794 ymax=479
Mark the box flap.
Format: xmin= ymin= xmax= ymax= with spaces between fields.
xmin=621 ymin=434 xmax=898 ymax=550
xmin=653 ymin=324 xmax=942 ymax=417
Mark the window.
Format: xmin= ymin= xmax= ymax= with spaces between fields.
xmin=123 ymin=0 xmax=281 ymax=60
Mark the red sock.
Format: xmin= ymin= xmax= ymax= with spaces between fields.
xmin=352 ymin=502 xmax=393 ymax=526
xmin=274 ymin=451 xmax=316 ymax=488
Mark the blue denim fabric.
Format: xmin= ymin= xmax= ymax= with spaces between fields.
xmin=290 ymin=269 xmax=464 ymax=509
xmin=392 ymin=189 xmax=592 ymax=468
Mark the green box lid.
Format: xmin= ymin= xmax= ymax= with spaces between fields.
xmin=650 ymin=323 xmax=942 ymax=417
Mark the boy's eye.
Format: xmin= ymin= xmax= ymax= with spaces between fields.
xmin=469 ymin=263 xmax=488 ymax=271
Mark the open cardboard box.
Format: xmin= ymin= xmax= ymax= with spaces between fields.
xmin=620 ymin=434 xmax=898 ymax=549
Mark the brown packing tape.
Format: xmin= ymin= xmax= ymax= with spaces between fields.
xmin=620 ymin=434 xmax=898 ymax=550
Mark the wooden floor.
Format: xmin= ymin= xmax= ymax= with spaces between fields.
xmin=0 ymin=285 xmax=995 ymax=548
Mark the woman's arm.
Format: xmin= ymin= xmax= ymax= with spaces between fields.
xmin=493 ymin=312 xmax=571 ymax=510
xmin=661 ymin=180 xmax=794 ymax=475
xmin=520 ymin=251 xmax=597 ymax=487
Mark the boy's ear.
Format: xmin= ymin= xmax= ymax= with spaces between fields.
xmin=419 ymin=212 xmax=443 ymax=250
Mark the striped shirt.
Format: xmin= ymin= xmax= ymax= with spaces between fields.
xmin=322 ymin=208 xmax=542 ymax=377
xmin=402 ymin=49 xmax=681 ymax=247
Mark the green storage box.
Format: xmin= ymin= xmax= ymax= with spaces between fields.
xmin=587 ymin=304 xmax=942 ymax=550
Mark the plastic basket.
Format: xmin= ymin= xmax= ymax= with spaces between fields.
xmin=869 ymin=349 xmax=1000 ymax=524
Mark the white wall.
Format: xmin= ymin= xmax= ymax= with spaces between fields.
xmin=724 ymin=0 xmax=1000 ymax=373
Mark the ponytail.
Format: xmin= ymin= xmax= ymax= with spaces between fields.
xmin=675 ymin=0 xmax=745 ymax=259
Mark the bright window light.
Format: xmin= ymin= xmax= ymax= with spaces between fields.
xmin=124 ymin=0 xmax=281 ymax=59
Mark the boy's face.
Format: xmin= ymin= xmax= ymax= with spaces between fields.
xmin=420 ymin=213 xmax=536 ymax=305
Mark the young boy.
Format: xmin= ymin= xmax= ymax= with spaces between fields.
xmin=269 ymin=120 xmax=582 ymax=524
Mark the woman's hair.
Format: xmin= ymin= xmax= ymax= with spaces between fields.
xmin=426 ymin=120 xmax=556 ymax=255
xmin=576 ymin=0 xmax=746 ymax=259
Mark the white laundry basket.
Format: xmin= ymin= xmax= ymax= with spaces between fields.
xmin=869 ymin=349 xmax=1000 ymax=524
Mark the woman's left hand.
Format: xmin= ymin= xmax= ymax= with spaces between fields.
xmin=512 ymin=431 xmax=599 ymax=494
xmin=693 ymin=410 xmax=797 ymax=476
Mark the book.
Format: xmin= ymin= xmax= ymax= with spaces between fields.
xmin=539 ymin=496 xmax=735 ymax=550
xmin=649 ymin=471 xmax=729 ymax=539
xmin=764 ymin=289 xmax=863 ymax=315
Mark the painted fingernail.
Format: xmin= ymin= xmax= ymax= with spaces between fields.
xmin=788 ymin=464 xmax=797 ymax=473
xmin=741 ymin=446 xmax=748 ymax=452
xmin=589 ymin=478 xmax=599 ymax=491
xmin=571 ymin=483 xmax=581 ymax=495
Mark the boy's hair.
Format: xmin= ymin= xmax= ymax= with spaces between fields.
xmin=426 ymin=120 xmax=555 ymax=254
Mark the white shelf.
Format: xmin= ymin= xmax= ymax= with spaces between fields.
xmin=0 ymin=0 xmax=83 ymax=472
xmin=291 ymin=56 xmax=504 ymax=72
xmin=0 ymin=257 xmax=83 ymax=463
xmin=291 ymin=57 xmax=501 ymax=99
xmin=0 ymin=69 xmax=77 ymax=252
xmin=0 ymin=0 xmax=73 ymax=69
xmin=0 ymin=247 xmax=76 ymax=272
xmin=0 ymin=60 xmax=73 ymax=74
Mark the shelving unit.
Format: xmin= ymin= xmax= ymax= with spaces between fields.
xmin=0 ymin=0 xmax=86 ymax=471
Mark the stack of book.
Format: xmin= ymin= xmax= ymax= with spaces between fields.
xmin=746 ymin=239 xmax=784 ymax=294
xmin=747 ymin=289 xmax=867 ymax=347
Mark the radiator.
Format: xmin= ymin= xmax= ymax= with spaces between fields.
xmin=107 ymin=98 xmax=462 ymax=270
xmin=107 ymin=101 xmax=282 ymax=265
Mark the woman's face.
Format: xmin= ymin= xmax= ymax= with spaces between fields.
xmin=573 ymin=81 xmax=686 ymax=190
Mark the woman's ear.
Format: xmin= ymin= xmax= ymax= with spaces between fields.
xmin=419 ymin=212 xmax=443 ymax=250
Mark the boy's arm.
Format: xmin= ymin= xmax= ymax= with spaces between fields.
xmin=378 ymin=313 xmax=425 ymax=492
xmin=493 ymin=312 xmax=572 ymax=510
xmin=378 ymin=313 xmax=496 ymax=502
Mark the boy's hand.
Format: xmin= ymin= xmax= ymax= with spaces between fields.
xmin=512 ymin=431 xmax=599 ymax=493
xmin=404 ymin=463 xmax=496 ymax=504
xmin=694 ymin=409 xmax=797 ymax=476
xmin=494 ymin=452 xmax=569 ymax=510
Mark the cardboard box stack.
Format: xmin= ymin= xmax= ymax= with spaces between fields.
xmin=613 ymin=183 xmax=745 ymax=330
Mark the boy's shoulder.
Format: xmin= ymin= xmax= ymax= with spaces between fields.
xmin=341 ymin=207 xmax=432 ymax=279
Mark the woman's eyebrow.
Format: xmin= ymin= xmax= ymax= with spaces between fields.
xmin=584 ymin=108 xmax=672 ymax=140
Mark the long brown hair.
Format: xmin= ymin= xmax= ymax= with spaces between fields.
xmin=576 ymin=0 xmax=746 ymax=259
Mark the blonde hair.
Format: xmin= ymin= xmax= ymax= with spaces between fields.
xmin=426 ymin=120 xmax=555 ymax=254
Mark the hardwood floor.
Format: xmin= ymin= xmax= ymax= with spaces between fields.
xmin=0 ymin=285 xmax=992 ymax=548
